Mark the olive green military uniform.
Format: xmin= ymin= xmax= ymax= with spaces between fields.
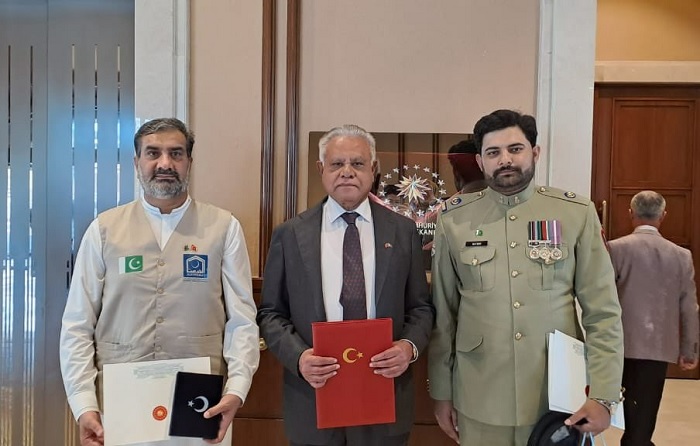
xmin=428 ymin=182 xmax=623 ymax=431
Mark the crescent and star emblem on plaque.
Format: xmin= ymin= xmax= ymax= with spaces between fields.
xmin=188 ymin=395 xmax=210 ymax=413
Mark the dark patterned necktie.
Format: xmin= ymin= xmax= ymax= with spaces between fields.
xmin=340 ymin=212 xmax=367 ymax=320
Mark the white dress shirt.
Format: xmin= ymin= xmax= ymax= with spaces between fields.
xmin=320 ymin=197 xmax=376 ymax=321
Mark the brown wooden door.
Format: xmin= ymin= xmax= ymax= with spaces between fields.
xmin=592 ymin=84 xmax=700 ymax=379
xmin=232 ymin=279 xmax=288 ymax=444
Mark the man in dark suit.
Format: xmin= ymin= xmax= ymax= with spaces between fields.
xmin=608 ymin=190 xmax=699 ymax=446
xmin=257 ymin=124 xmax=434 ymax=446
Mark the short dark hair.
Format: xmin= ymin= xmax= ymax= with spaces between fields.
xmin=448 ymin=138 xmax=478 ymax=155
xmin=473 ymin=109 xmax=537 ymax=152
xmin=134 ymin=118 xmax=195 ymax=157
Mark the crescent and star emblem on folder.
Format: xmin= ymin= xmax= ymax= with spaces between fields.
xmin=188 ymin=396 xmax=210 ymax=413
xmin=342 ymin=347 xmax=364 ymax=364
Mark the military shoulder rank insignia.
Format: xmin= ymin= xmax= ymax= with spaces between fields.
xmin=537 ymin=185 xmax=587 ymax=206
xmin=441 ymin=191 xmax=483 ymax=214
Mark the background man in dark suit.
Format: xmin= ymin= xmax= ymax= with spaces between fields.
xmin=257 ymin=124 xmax=434 ymax=446
xmin=608 ymin=190 xmax=699 ymax=446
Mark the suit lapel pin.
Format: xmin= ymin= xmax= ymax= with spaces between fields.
xmin=384 ymin=242 xmax=392 ymax=249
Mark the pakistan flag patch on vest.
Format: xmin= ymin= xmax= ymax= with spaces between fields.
xmin=118 ymin=255 xmax=143 ymax=274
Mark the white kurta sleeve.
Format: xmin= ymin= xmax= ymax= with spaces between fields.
xmin=59 ymin=219 xmax=105 ymax=420
xmin=220 ymin=216 xmax=260 ymax=402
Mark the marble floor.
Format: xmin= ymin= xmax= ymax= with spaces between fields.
xmin=600 ymin=379 xmax=699 ymax=445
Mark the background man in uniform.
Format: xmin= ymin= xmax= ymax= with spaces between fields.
xmin=447 ymin=139 xmax=486 ymax=194
xmin=60 ymin=118 xmax=260 ymax=446
xmin=608 ymin=190 xmax=699 ymax=446
xmin=257 ymin=124 xmax=434 ymax=446
xmin=428 ymin=109 xmax=624 ymax=445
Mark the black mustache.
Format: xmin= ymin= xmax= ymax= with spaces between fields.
xmin=494 ymin=166 xmax=521 ymax=176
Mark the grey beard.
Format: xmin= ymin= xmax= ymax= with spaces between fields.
xmin=137 ymin=169 xmax=189 ymax=199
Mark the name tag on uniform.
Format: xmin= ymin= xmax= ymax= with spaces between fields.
xmin=465 ymin=240 xmax=488 ymax=247
xmin=183 ymin=254 xmax=209 ymax=281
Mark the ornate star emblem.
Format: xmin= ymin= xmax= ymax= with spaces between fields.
xmin=398 ymin=174 xmax=432 ymax=203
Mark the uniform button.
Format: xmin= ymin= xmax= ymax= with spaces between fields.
xmin=155 ymin=345 xmax=162 ymax=352
xmin=157 ymin=259 xmax=165 ymax=266
xmin=515 ymin=332 xmax=523 ymax=341
xmin=511 ymin=270 xmax=520 ymax=277
xmin=509 ymin=215 xmax=517 ymax=221
xmin=156 ymin=317 xmax=164 ymax=323
xmin=471 ymin=258 xmax=478 ymax=266
xmin=513 ymin=301 xmax=521 ymax=309
xmin=539 ymin=186 xmax=547 ymax=192
xmin=156 ymin=288 xmax=164 ymax=294
xmin=510 ymin=241 xmax=517 ymax=248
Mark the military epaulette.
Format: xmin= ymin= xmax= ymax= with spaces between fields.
xmin=441 ymin=191 xmax=484 ymax=213
xmin=536 ymin=185 xmax=590 ymax=206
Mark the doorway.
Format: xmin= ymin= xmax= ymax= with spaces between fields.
xmin=592 ymin=84 xmax=700 ymax=379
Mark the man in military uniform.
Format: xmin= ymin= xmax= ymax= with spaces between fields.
xmin=428 ymin=109 xmax=624 ymax=445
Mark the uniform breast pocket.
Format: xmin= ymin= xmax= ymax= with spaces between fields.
xmin=527 ymin=245 xmax=570 ymax=290
xmin=459 ymin=246 xmax=497 ymax=291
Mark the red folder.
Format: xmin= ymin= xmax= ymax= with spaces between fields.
xmin=312 ymin=318 xmax=396 ymax=429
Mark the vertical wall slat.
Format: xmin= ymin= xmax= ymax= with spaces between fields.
xmin=8 ymin=40 xmax=32 ymax=446
xmin=96 ymin=43 xmax=119 ymax=212
xmin=118 ymin=36 xmax=135 ymax=207
xmin=0 ymin=37 xmax=11 ymax=446
xmin=44 ymin=8 xmax=77 ymax=440
xmin=27 ymin=36 xmax=48 ymax=446
xmin=72 ymin=42 xmax=98 ymax=243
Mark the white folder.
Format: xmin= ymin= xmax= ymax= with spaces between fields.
xmin=103 ymin=357 xmax=210 ymax=445
xmin=547 ymin=330 xmax=624 ymax=430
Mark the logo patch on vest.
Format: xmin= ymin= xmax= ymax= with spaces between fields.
xmin=183 ymin=254 xmax=208 ymax=281
xmin=119 ymin=255 xmax=143 ymax=274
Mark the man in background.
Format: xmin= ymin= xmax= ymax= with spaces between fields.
xmin=429 ymin=109 xmax=623 ymax=445
xmin=608 ymin=190 xmax=699 ymax=446
xmin=258 ymin=124 xmax=434 ymax=446
xmin=60 ymin=118 xmax=259 ymax=446
xmin=446 ymin=138 xmax=486 ymax=194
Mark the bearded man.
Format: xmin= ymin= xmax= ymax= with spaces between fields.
xmin=428 ymin=109 xmax=623 ymax=446
xmin=59 ymin=118 xmax=259 ymax=446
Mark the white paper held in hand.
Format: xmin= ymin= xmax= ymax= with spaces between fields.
xmin=547 ymin=330 xmax=624 ymax=430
